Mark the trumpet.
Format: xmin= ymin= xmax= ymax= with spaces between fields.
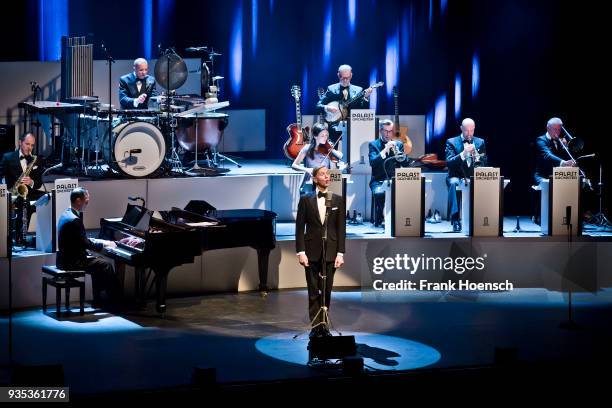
xmin=389 ymin=140 xmax=406 ymax=162
xmin=10 ymin=155 xmax=37 ymax=200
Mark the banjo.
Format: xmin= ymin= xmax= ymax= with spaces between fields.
xmin=323 ymin=81 xmax=384 ymax=123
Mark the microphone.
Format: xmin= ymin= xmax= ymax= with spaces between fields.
xmin=128 ymin=196 xmax=144 ymax=201
xmin=325 ymin=191 xmax=333 ymax=208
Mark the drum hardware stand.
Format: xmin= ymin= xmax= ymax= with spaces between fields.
xmin=185 ymin=114 xmax=217 ymax=175
xmin=592 ymin=163 xmax=611 ymax=228
xmin=101 ymin=42 xmax=115 ymax=178
xmin=212 ymin=150 xmax=242 ymax=168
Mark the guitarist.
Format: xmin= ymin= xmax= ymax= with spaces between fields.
xmin=316 ymin=64 xmax=373 ymax=140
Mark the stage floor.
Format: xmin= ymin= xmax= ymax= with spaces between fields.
xmin=2 ymin=287 xmax=612 ymax=396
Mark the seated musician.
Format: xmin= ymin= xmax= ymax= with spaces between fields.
xmin=119 ymin=58 xmax=158 ymax=109
xmin=533 ymin=117 xmax=576 ymax=186
xmin=368 ymin=119 xmax=410 ymax=228
xmin=0 ymin=132 xmax=45 ymax=245
xmin=316 ymin=64 xmax=373 ymax=141
xmin=291 ymin=123 xmax=343 ymax=195
xmin=57 ymin=187 xmax=120 ymax=307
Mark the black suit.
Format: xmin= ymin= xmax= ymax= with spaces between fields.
xmin=0 ymin=150 xmax=45 ymax=242
xmin=296 ymin=191 xmax=346 ymax=324
xmin=118 ymin=72 xmax=158 ymax=109
xmin=445 ymin=135 xmax=487 ymax=222
xmin=368 ymin=137 xmax=410 ymax=226
xmin=316 ymin=83 xmax=369 ymax=139
xmin=0 ymin=150 xmax=44 ymax=194
xmin=534 ymin=134 xmax=570 ymax=184
xmin=57 ymin=208 xmax=118 ymax=303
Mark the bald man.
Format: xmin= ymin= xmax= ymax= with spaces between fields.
xmin=119 ymin=58 xmax=158 ymax=109
xmin=445 ymin=118 xmax=487 ymax=232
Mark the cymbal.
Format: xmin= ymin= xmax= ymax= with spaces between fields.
xmin=212 ymin=76 xmax=224 ymax=81
xmin=208 ymin=51 xmax=222 ymax=57
xmin=154 ymin=52 xmax=188 ymax=91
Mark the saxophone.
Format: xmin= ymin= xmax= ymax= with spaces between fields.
xmin=10 ymin=155 xmax=37 ymax=199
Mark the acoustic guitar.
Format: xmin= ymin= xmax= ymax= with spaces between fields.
xmin=283 ymin=85 xmax=310 ymax=160
xmin=392 ymin=86 xmax=413 ymax=155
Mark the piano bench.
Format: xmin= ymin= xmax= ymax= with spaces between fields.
xmin=42 ymin=265 xmax=86 ymax=316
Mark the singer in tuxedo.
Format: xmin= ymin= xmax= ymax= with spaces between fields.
xmin=369 ymin=119 xmax=410 ymax=227
xmin=296 ymin=166 xmax=346 ymax=338
xmin=533 ymin=117 xmax=576 ymax=185
xmin=316 ymin=64 xmax=373 ymax=140
xmin=57 ymin=187 xmax=120 ymax=307
xmin=0 ymin=132 xmax=45 ymax=244
xmin=445 ymin=118 xmax=487 ymax=232
xmin=119 ymin=58 xmax=158 ymax=109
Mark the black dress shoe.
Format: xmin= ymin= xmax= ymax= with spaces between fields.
xmin=452 ymin=221 xmax=462 ymax=232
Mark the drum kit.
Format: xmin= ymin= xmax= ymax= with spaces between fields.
xmin=69 ymin=47 xmax=231 ymax=179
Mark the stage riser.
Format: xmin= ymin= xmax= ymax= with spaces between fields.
xmin=2 ymin=237 xmax=610 ymax=310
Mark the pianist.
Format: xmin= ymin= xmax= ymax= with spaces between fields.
xmin=57 ymin=187 xmax=121 ymax=307
xmin=119 ymin=58 xmax=158 ymax=109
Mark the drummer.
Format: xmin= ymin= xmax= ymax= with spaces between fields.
xmin=119 ymin=58 xmax=158 ymax=109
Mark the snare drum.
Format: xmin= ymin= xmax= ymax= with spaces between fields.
xmin=102 ymin=121 xmax=166 ymax=177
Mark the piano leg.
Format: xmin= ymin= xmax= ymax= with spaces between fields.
xmin=256 ymin=248 xmax=271 ymax=293
xmin=155 ymin=267 xmax=169 ymax=314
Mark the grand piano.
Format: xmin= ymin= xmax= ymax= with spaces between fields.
xmin=99 ymin=201 xmax=277 ymax=313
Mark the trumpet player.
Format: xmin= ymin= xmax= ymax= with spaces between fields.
xmin=0 ymin=132 xmax=44 ymax=244
xmin=368 ymin=119 xmax=410 ymax=228
xmin=445 ymin=118 xmax=487 ymax=232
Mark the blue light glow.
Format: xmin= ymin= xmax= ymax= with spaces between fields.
xmin=472 ymin=53 xmax=480 ymax=98
xmin=348 ymin=0 xmax=356 ymax=35
xmin=369 ymin=68 xmax=378 ymax=110
xmin=454 ymin=74 xmax=461 ymax=119
xmin=9 ymin=310 xmax=145 ymax=334
xmin=434 ymin=94 xmax=447 ymax=138
xmin=426 ymin=110 xmax=433 ymax=144
xmin=385 ymin=31 xmax=399 ymax=97
xmin=323 ymin=3 xmax=332 ymax=69
xmin=231 ymin=2 xmax=243 ymax=97
xmin=269 ymin=0 xmax=274 ymax=12
xmin=252 ymin=0 xmax=258 ymax=56
xmin=428 ymin=0 xmax=433 ymax=30
xmin=401 ymin=8 xmax=410 ymax=64
xmin=143 ymin=0 xmax=153 ymax=59
xmin=302 ymin=66 xmax=309 ymax=114
xmin=256 ymin=332 xmax=441 ymax=369
xmin=38 ymin=0 xmax=68 ymax=61
xmin=441 ymin=0 xmax=447 ymax=15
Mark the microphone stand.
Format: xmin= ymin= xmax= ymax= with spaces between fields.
xmin=559 ymin=205 xmax=579 ymax=330
xmin=101 ymin=43 xmax=115 ymax=177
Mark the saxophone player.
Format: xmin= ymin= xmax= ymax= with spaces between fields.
xmin=0 ymin=132 xmax=45 ymax=245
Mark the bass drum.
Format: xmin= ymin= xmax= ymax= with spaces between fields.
xmin=103 ymin=121 xmax=166 ymax=177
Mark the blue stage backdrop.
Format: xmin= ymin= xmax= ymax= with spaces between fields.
xmin=0 ymin=0 xmax=606 ymax=215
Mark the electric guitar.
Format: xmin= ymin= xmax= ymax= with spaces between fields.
xmin=393 ymin=86 xmax=413 ymax=155
xmin=283 ymin=85 xmax=310 ymax=160
xmin=323 ymin=81 xmax=384 ymax=123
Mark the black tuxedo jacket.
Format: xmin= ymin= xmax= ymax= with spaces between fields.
xmin=445 ymin=135 xmax=487 ymax=179
xmin=119 ymin=72 xmax=158 ymax=109
xmin=316 ymin=83 xmax=368 ymax=115
xmin=534 ymin=134 xmax=570 ymax=184
xmin=0 ymin=150 xmax=44 ymax=192
xmin=56 ymin=208 xmax=103 ymax=270
xmin=296 ymin=192 xmax=346 ymax=263
xmin=368 ymin=138 xmax=410 ymax=183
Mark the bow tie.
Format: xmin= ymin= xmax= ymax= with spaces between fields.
xmin=317 ymin=191 xmax=327 ymax=199
xmin=463 ymin=139 xmax=473 ymax=144
xmin=20 ymin=155 xmax=32 ymax=161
